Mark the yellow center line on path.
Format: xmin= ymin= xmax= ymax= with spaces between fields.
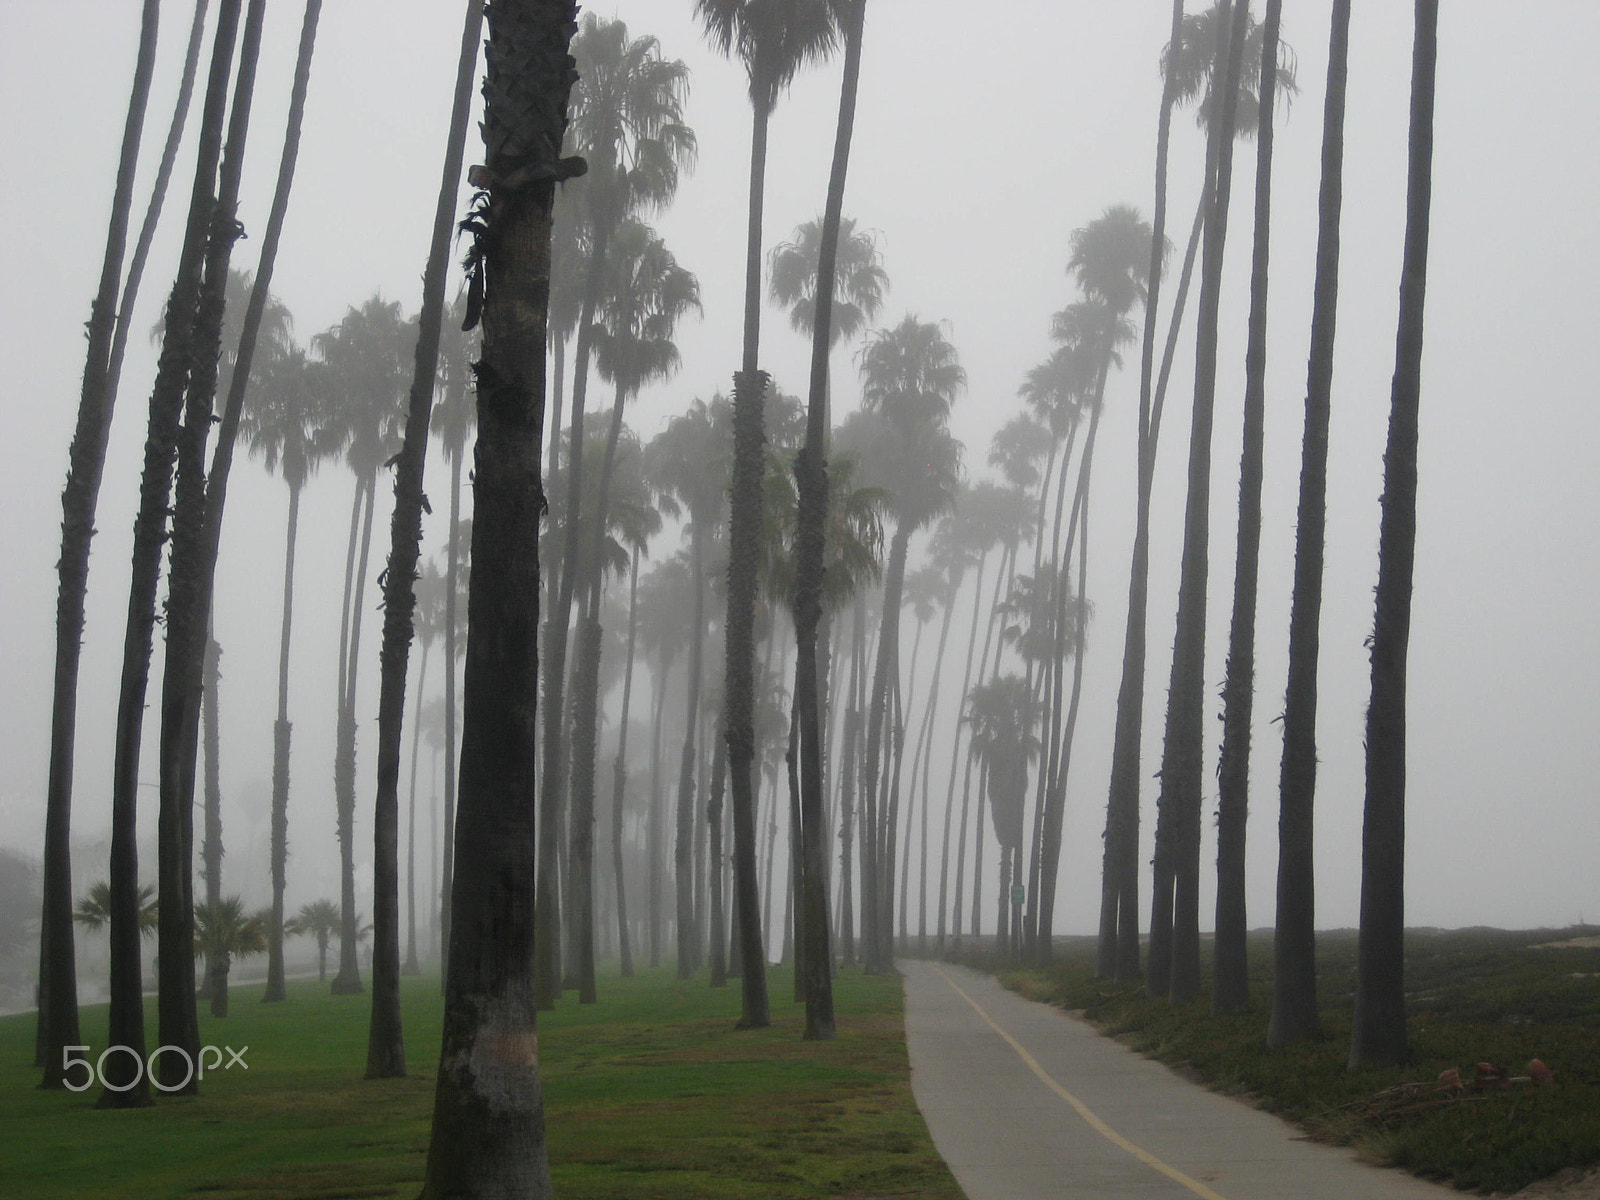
xmin=933 ymin=965 xmax=1231 ymax=1200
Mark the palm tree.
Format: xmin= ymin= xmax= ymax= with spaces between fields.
xmin=365 ymin=0 xmax=483 ymax=1081
xmin=36 ymin=0 xmax=160 ymax=1088
xmin=314 ymin=294 xmax=411 ymax=996
xmin=75 ymin=881 xmax=159 ymax=939
xmin=288 ymin=899 xmax=340 ymax=983
xmin=243 ymin=343 xmax=337 ymax=1001
xmin=1213 ymin=0 xmax=1283 ymax=1015
xmin=101 ymin=0 xmax=251 ymax=1108
xmin=537 ymin=15 xmax=694 ymax=1010
xmin=193 ymin=897 xmax=267 ymax=1018
xmin=649 ymin=400 xmax=728 ymax=980
xmin=965 ymin=675 xmax=1041 ymax=960
xmin=418 ymin=5 xmax=578 ymax=1194
xmin=1101 ymin=0 xmax=1295 ymax=983
xmin=851 ymin=316 xmax=964 ymax=971
xmin=697 ymin=0 xmax=844 ymax=1032
xmin=1148 ymin=0 xmax=1249 ymax=1004
xmin=404 ymin=561 xmax=448 ymax=977
xmin=430 ymin=288 xmax=476 ymax=971
xmin=1032 ymin=210 xmax=1148 ymax=965
xmin=1270 ymin=0 xmax=1348 ymax=1050
xmin=1350 ymin=0 xmax=1438 ymax=1071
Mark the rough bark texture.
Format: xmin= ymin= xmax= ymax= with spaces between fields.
xmin=1350 ymin=0 xmax=1436 ymax=1072
xmin=37 ymin=0 xmax=160 ymax=1089
xmin=1213 ymin=0 xmax=1281 ymax=1016
xmin=418 ymin=2 xmax=579 ymax=1193
xmin=1271 ymin=0 xmax=1349 ymax=1050
xmin=368 ymin=0 xmax=482 ymax=1079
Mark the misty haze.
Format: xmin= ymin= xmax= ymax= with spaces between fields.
xmin=2 ymin=2 xmax=1596 ymax=1198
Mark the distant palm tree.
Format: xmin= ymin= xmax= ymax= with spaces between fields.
xmin=314 ymin=294 xmax=411 ymax=995
xmin=404 ymin=561 xmax=448 ymax=977
xmin=287 ymin=898 xmax=341 ymax=983
xmin=965 ymin=674 xmax=1041 ymax=960
xmin=193 ymin=897 xmax=267 ymax=1017
xmin=75 ymin=881 xmax=159 ymax=939
xmin=850 ymin=316 xmax=964 ymax=970
xmin=649 ymin=400 xmax=728 ymax=980
xmin=241 ymin=342 xmax=338 ymax=1002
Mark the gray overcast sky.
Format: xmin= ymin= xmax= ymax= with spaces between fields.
xmin=1 ymin=2 xmax=1596 ymax=937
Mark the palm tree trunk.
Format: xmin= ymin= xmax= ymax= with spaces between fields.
xmin=722 ymin=70 xmax=777 ymax=1024
xmin=968 ymin=761 xmax=989 ymax=941
xmin=707 ymin=720 xmax=729 ymax=986
xmin=333 ymin=474 xmax=377 ymax=995
xmin=405 ymin=640 xmax=430 ymax=976
xmin=1214 ymin=0 xmax=1281 ymax=1016
xmin=265 ymin=478 xmax=301 ymax=1001
xmin=200 ymin=631 xmax=224 ymax=1002
xmin=675 ymin=523 xmax=708 ymax=979
xmin=1099 ymin=0 xmax=1195 ymax=980
xmin=860 ymin=525 xmax=910 ymax=971
xmin=568 ymin=604 xmax=603 ymax=1002
xmin=368 ymin=0 xmax=482 ymax=1077
xmin=101 ymin=0 xmax=245 ymax=1109
xmin=1270 ymin=0 xmax=1349 ymax=1050
xmin=1350 ymin=0 xmax=1436 ymax=1071
xmin=936 ymin=547 xmax=988 ymax=953
xmin=36 ymin=0 xmax=162 ymax=1083
xmin=612 ymin=544 xmax=640 ymax=978
xmin=536 ymin=207 xmax=616 ymax=1009
xmin=440 ymin=441 xmax=464 ymax=975
xmin=647 ymin=659 xmax=668 ymax=969
xmin=908 ymin=594 xmax=953 ymax=953
xmin=417 ymin=5 xmax=577 ymax=1193
xmin=1150 ymin=0 xmax=1247 ymax=1003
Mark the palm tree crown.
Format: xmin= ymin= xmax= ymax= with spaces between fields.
xmin=694 ymin=0 xmax=844 ymax=115
xmin=768 ymin=215 xmax=888 ymax=347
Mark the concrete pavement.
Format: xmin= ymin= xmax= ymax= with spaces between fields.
xmin=902 ymin=959 xmax=1454 ymax=1200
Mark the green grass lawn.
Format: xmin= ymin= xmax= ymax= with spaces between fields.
xmin=960 ymin=927 xmax=1600 ymax=1194
xmin=1 ymin=965 xmax=963 ymax=1200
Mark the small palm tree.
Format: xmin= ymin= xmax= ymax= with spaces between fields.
xmin=287 ymin=899 xmax=341 ymax=984
xmin=965 ymin=674 xmax=1042 ymax=961
xmin=193 ymin=897 xmax=267 ymax=1017
xmin=75 ymin=881 xmax=158 ymax=939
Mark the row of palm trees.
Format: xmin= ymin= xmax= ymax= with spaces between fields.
xmin=37 ymin=1 xmax=1439 ymax=1186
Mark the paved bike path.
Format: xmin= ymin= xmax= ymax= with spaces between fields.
xmin=902 ymin=960 xmax=1453 ymax=1200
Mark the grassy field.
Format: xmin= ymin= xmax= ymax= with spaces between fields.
xmin=1 ymin=964 xmax=963 ymax=1200
xmin=958 ymin=926 xmax=1600 ymax=1194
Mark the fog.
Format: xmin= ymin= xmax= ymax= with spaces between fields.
xmin=1 ymin=0 xmax=1596 ymax=977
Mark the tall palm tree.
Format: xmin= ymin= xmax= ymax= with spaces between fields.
xmin=537 ymin=15 xmax=694 ymax=1010
xmin=36 ymin=0 xmax=160 ymax=1089
xmin=429 ymin=288 xmax=476 ymax=970
xmin=1213 ymin=0 xmax=1283 ymax=1015
xmin=1270 ymin=0 xmax=1348 ymax=1050
xmin=1148 ymin=0 xmax=1248 ymax=1004
xmin=368 ymin=0 xmax=482 ymax=1081
xmin=103 ymin=0 xmax=251 ymax=1108
xmin=697 ymin=0 xmax=844 ymax=1032
xmin=649 ymin=400 xmax=728 ymax=979
xmin=418 ymin=4 xmax=579 ymax=1194
xmin=241 ymin=340 xmax=337 ymax=1002
xmin=404 ymin=560 xmax=448 ymax=977
xmin=1101 ymin=0 xmax=1295 ymax=982
xmin=1350 ymin=0 xmax=1438 ymax=1071
xmin=1032 ymin=210 xmax=1148 ymax=964
xmin=851 ymin=316 xmax=964 ymax=971
xmin=314 ymin=294 xmax=411 ymax=996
